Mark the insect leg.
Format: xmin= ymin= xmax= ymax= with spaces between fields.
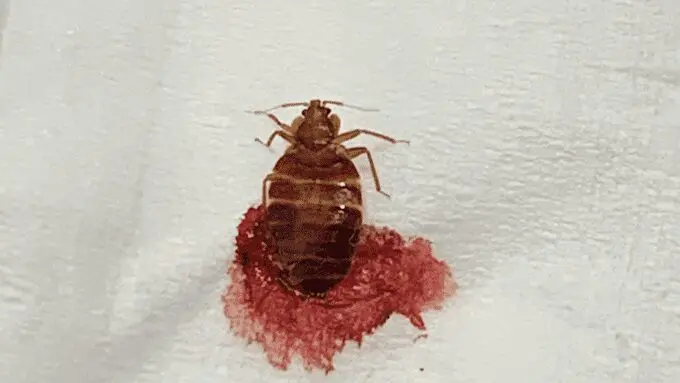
xmin=255 ymin=130 xmax=296 ymax=147
xmin=249 ymin=111 xmax=295 ymax=133
xmin=333 ymin=129 xmax=409 ymax=145
xmin=346 ymin=146 xmax=390 ymax=198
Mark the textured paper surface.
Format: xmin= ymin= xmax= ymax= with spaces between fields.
xmin=1 ymin=1 xmax=679 ymax=382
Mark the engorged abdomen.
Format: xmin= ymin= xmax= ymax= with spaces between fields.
xmin=264 ymin=154 xmax=363 ymax=296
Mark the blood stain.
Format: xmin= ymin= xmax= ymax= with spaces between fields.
xmin=221 ymin=205 xmax=457 ymax=373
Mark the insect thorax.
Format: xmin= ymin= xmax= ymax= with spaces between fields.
xmin=297 ymin=118 xmax=334 ymax=151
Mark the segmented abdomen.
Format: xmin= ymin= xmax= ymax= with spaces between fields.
xmin=265 ymin=155 xmax=363 ymax=297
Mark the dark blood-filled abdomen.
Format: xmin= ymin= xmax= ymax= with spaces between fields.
xmin=264 ymin=154 xmax=363 ymax=297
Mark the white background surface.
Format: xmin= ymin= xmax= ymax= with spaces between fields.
xmin=1 ymin=1 xmax=679 ymax=382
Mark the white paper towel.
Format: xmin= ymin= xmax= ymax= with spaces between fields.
xmin=1 ymin=0 xmax=679 ymax=382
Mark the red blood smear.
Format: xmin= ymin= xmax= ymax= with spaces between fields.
xmin=221 ymin=205 xmax=457 ymax=373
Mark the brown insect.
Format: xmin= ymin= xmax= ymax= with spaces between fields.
xmin=248 ymin=99 xmax=408 ymax=298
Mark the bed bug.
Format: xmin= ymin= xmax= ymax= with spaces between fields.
xmin=247 ymin=99 xmax=409 ymax=298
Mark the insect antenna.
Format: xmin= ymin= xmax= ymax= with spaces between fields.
xmin=245 ymin=101 xmax=310 ymax=114
xmin=322 ymin=100 xmax=380 ymax=112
